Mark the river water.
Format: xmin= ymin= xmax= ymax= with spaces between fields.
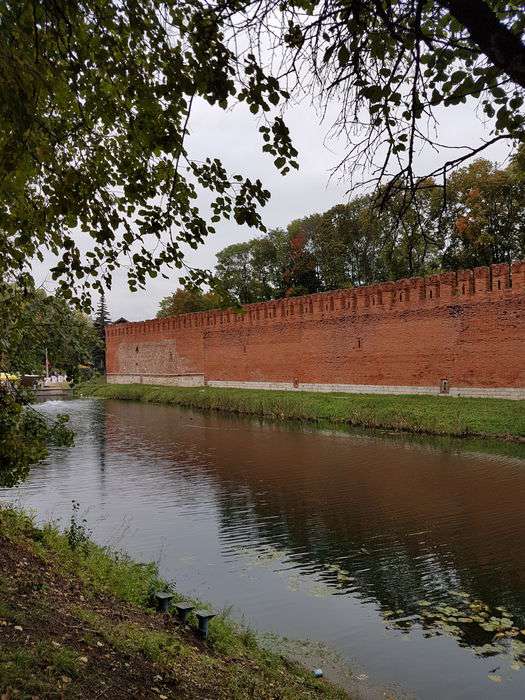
xmin=2 ymin=398 xmax=525 ymax=699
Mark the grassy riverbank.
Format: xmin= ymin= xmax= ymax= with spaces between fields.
xmin=77 ymin=379 xmax=525 ymax=441
xmin=0 ymin=504 xmax=346 ymax=699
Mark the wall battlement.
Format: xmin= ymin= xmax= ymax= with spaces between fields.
xmin=107 ymin=262 xmax=525 ymax=338
xmin=106 ymin=262 xmax=525 ymax=399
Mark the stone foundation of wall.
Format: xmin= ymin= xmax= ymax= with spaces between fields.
xmin=107 ymin=373 xmax=205 ymax=387
xmin=105 ymin=376 xmax=525 ymax=399
xmin=206 ymin=380 xmax=525 ymax=399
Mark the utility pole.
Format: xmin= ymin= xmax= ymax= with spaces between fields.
xmin=45 ymin=347 xmax=49 ymax=380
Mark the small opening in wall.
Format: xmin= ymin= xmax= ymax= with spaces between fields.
xmin=440 ymin=378 xmax=449 ymax=394
xmin=399 ymin=292 xmax=403 ymax=301
xmin=135 ymin=346 xmax=139 ymax=353
xmin=429 ymin=290 xmax=433 ymax=299
xmin=357 ymin=337 xmax=362 ymax=349
xmin=462 ymin=284 xmax=465 ymax=295
xmin=497 ymin=279 xmax=501 ymax=290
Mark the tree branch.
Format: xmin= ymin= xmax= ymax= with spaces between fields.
xmin=440 ymin=0 xmax=525 ymax=89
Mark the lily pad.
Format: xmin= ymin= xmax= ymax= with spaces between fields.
xmin=487 ymin=674 xmax=502 ymax=683
xmin=481 ymin=623 xmax=498 ymax=632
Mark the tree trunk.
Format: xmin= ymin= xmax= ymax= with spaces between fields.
xmin=440 ymin=0 xmax=525 ymax=90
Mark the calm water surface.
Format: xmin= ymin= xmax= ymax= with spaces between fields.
xmin=2 ymin=398 xmax=525 ymax=699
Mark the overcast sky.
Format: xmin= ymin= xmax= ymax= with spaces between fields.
xmin=32 ymin=96 xmax=513 ymax=321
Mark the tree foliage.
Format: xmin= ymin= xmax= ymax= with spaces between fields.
xmin=242 ymin=0 xmax=525 ymax=200
xmin=0 ymin=282 xmax=87 ymax=486
xmin=1 ymin=0 xmax=524 ymax=311
xmin=0 ymin=387 xmax=73 ymax=488
xmin=159 ymin=151 xmax=525 ymax=310
xmin=0 ymin=0 xmax=297 ymax=309
xmin=93 ymin=292 xmax=111 ymax=372
xmin=442 ymin=153 xmax=525 ymax=268
xmin=157 ymin=288 xmax=224 ymax=316
xmin=214 ymin=232 xmax=291 ymax=302
xmin=1 ymin=285 xmax=100 ymax=380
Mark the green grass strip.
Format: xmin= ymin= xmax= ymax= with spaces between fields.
xmin=77 ymin=379 xmax=525 ymax=441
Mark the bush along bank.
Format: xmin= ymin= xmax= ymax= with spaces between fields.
xmin=76 ymin=380 xmax=525 ymax=442
xmin=0 ymin=504 xmax=347 ymax=699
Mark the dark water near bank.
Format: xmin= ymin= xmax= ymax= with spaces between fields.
xmin=2 ymin=399 xmax=525 ymax=699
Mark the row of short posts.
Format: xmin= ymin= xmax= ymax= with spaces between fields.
xmin=155 ymin=592 xmax=215 ymax=639
xmin=156 ymin=592 xmax=324 ymax=678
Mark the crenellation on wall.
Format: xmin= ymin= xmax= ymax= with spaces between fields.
xmin=457 ymin=268 xmax=474 ymax=298
xmin=511 ymin=261 xmax=525 ymax=293
xmin=424 ymin=274 xmax=441 ymax=303
xmin=491 ymin=262 xmax=511 ymax=293
xmin=105 ymin=262 xmax=524 ymax=340
xmin=473 ymin=266 xmax=490 ymax=296
xmin=392 ymin=278 xmax=407 ymax=307
xmin=439 ymin=271 xmax=457 ymax=303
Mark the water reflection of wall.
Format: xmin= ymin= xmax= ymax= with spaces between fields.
xmin=104 ymin=400 xmax=525 ymax=624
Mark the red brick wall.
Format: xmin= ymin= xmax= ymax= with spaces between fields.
xmin=106 ymin=262 xmax=525 ymax=392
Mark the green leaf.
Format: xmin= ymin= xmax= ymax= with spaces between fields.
xmin=338 ymin=45 xmax=350 ymax=66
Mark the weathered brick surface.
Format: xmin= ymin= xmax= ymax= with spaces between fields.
xmin=106 ymin=263 xmax=525 ymax=395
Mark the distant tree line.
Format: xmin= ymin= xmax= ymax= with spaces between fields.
xmin=1 ymin=286 xmax=109 ymax=382
xmin=0 ymin=284 xmax=111 ymax=487
xmin=158 ymin=152 xmax=525 ymax=316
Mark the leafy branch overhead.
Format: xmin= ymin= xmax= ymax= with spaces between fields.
xmin=0 ymin=1 xmax=295 ymax=308
xmin=261 ymin=0 xmax=525 ymax=198
xmin=0 ymin=0 xmax=524 ymax=308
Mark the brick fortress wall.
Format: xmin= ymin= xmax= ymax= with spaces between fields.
xmin=106 ymin=261 xmax=525 ymax=398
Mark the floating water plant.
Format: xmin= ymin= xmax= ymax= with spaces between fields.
xmin=379 ymin=591 xmax=525 ymax=681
